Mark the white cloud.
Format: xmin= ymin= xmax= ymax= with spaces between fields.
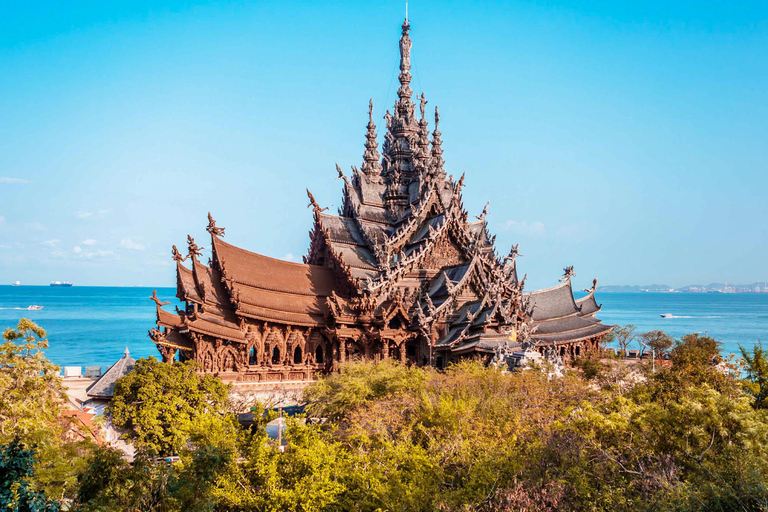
xmin=77 ymin=210 xmax=110 ymax=220
xmin=73 ymin=246 xmax=82 ymax=254
xmin=499 ymin=220 xmax=546 ymax=236
xmin=43 ymin=239 xmax=60 ymax=247
xmin=120 ymin=239 xmax=145 ymax=251
xmin=82 ymin=239 xmax=97 ymax=246
xmin=76 ymin=211 xmax=93 ymax=220
xmin=0 ymin=177 xmax=29 ymax=184
xmin=0 ymin=244 xmax=10 ymax=249
xmin=0 ymin=216 xmax=4 ymax=224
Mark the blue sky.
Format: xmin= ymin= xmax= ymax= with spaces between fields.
xmin=0 ymin=0 xmax=766 ymax=290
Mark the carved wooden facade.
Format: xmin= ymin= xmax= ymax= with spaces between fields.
xmin=149 ymin=19 xmax=612 ymax=381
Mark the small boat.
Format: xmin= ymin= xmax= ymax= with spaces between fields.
xmin=50 ymin=281 xmax=73 ymax=287
xmin=12 ymin=281 xmax=20 ymax=286
xmin=27 ymin=305 xmax=43 ymax=310
xmin=660 ymin=313 xmax=674 ymax=319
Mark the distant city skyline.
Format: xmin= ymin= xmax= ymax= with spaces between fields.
xmin=1 ymin=1 xmax=766 ymax=290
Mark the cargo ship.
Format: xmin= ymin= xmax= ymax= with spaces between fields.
xmin=50 ymin=281 xmax=73 ymax=287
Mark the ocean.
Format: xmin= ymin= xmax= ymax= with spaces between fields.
xmin=0 ymin=285 xmax=767 ymax=370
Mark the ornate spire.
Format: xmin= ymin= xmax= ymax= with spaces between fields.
xmin=397 ymin=18 xmax=413 ymax=114
xmin=414 ymin=93 xmax=430 ymax=174
xmin=362 ymin=99 xmax=382 ymax=176
xmin=431 ymin=106 xmax=445 ymax=172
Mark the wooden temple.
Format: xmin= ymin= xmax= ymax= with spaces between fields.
xmin=149 ymin=19 xmax=612 ymax=382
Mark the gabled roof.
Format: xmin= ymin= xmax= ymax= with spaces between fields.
xmin=213 ymin=236 xmax=335 ymax=326
xmin=575 ymin=292 xmax=601 ymax=316
xmin=85 ymin=348 xmax=135 ymax=399
xmin=525 ymin=280 xmax=581 ymax=321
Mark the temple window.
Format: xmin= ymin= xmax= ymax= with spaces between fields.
xmin=294 ymin=346 xmax=302 ymax=364
xmin=271 ymin=346 xmax=280 ymax=364
xmin=249 ymin=347 xmax=257 ymax=365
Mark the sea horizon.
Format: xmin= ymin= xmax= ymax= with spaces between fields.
xmin=1 ymin=285 xmax=765 ymax=370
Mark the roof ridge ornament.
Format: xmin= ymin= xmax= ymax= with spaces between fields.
xmin=306 ymin=189 xmax=329 ymax=215
xmin=335 ymin=163 xmax=349 ymax=186
xmin=560 ymin=265 xmax=576 ymax=282
xmin=171 ymin=244 xmax=188 ymax=262
xmin=475 ymin=201 xmax=490 ymax=222
xmin=150 ymin=289 xmax=170 ymax=307
xmin=187 ymin=235 xmax=203 ymax=259
xmin=583 ymin=277 xmax=598 ymax=293
xmin=206 ymin=212 xmax=225 ymax=237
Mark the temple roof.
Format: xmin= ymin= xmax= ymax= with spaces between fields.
xmin=525 ymin=280 xmax=581 ymax=321
xmin=575 ymin=291 xmax=601 ymax=316
xmin=213 ymin=236 xmax=334 ymax=326
xmin=86 ymin=348 xmax=135 ymax=399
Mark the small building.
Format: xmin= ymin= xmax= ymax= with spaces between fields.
xmin=85 ymin=347 xmax=135 ymax=400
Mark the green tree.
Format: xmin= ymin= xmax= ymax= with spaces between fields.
xmin=0 ymin=319 xmax=94 ymax=504
xmin=0 ymin=439 xmax=60 ymax=512
xmin=610 ymin=325 xmax=637 ymax=357
xmin=109 ymin=357 xmax=231 ymax=456
xmin=740 ymin=340 xmax=768 ymax=409
xmin=640 ymin=329 xmax=674 ymax=356
xmin=0 ymin=319 xmax=64 ymax=443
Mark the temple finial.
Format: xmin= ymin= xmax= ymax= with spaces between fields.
xmin=397 ymin=16 xmax=413 ymax=109
xmin=362 ymin=99 xmax=382 ymax=176
xmin=206 ymin=212 xmax=225 ymax=237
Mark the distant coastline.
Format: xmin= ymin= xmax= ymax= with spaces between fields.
xmin=598 ymin=282 xmax=768 ymax=294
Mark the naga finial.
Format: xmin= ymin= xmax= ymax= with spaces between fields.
xmin=475 ymin=201 xmax=490 ymax=222
xmin=206 ymin=212 xmax=225 ymax=237
xmin=335 ymin=163 xmax=348 ymax=184
xmin=187 ymin=235 xmax=203 ymax=259
xmin=560 ymin=265 xmax=576 ymax=282
xmin=505 ymin=243 xmax=522 ymax=264
xmin=306 ymin=189 xmax=329 ymax=215
xmin=171 ymin=244 xmax=188 ymax=262
xmin=150 ymin=289 xmax=170 ymax=307
xmin=583 ymin=277 xmax=598 ymax=293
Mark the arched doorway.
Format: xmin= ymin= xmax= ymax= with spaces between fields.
xmin=315 ymin=345 xmax=324 ymax=364
xmin=249 ymin=346 xmax=257 ymax=365
xmin=294 ymin=345 xmax=302 ymax=364
xmin=271 ymin=346 xmax=281 ymax=365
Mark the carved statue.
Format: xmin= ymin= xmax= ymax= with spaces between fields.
xmin=368 ymin=98 xmax=374 ymax=122
xmin=419 ymin=92 xmax=427 ymax=120
xmin=206 ymin=212 xmax=225 ymax=236
xmin=384 ymin=110 xmax=393 ymax=129
xmin=150 ymin=289 xmax=170 ymax=307
xmin=171 ymin=245 xmax=188 ymax=262
xmin=187 ymin=235 xmax=203 ymax=259
xmin=434 ymin=106 xmax=440 ymax=128
xmin=306 ymin=189 xmax=329 ymax=214
xmin=560 ymin=266 xmax=576 ymax=282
